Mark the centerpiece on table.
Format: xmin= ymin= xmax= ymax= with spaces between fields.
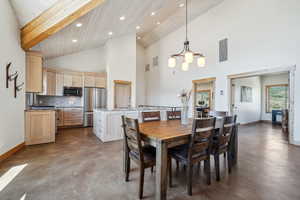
xmin=178 ymin=89 xmax=192 ymax=125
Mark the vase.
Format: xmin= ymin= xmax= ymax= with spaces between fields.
xmin=181 ymin=106 xmax=189 ymax=125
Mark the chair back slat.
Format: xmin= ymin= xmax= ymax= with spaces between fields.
xmin=142 ymin=111 xmax=161 ymax=122
xmin=121 ymin=116 xmax=143 ymax=162
xmin=188 ymin=118 xmax=216 ymax=160
xmin=218 ymin=115 xmax=237 ymax=148
xmin=167 ymin=111 xmax=181 ymax=120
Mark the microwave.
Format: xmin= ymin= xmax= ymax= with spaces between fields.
xmin=63 ymin=87 xmax=82 ymax=97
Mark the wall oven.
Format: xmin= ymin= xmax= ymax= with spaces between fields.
xmin=63 ymin=87 xmax=82 ymax=97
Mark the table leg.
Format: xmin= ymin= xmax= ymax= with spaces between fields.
xmin=156 ymin=140 xmax=168 ymax=200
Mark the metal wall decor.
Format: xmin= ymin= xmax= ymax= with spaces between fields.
xmin=5 ymin=62 xmax=24 ymax=98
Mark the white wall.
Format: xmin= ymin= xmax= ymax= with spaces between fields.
xmin=261 ymin=73 xmax=289 ymax=121
xmin=136 ymin=43 xmax=146 ymax=106
xmin=0 ymin=1 xmax=25 ymax=155
xmin=106 ymin=34 xmax=137 ymax=109
xmin=44 ymin=46 xmax=106 ymax=72
xmin=232 ymin=77 xmax=261 ymax=124
xmin=145 ymin=0 xmax=300 ymax=144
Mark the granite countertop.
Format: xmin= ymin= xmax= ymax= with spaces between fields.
xmin=94 ymin=107 xmax=171 ymax=112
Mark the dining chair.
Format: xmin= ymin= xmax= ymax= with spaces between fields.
xmin=167 ymin=110 xmax=181 ymax=120
xmin=121 ymin=116 xmax=156 ymax=199
xmin=141 ymin=111 xmax=161 ymax=122
xmin=168 ymin=117 xmax=216 ymax=196
xmin=211 ymin=115 xmax=237 ymax=181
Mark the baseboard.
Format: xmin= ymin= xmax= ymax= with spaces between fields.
xmin=292 ymin=141 xmax=300 ymax=146
xmin=260 ymin=120 xmax=272 ymax=124
xmin=239 ymin=121 xmax=261 ymax=126
xmin=0 ymin=142 xmax=25 ymax=163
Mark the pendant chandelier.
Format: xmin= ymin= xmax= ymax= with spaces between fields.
xmin=168 ymin=0 xmax=206 ymax=71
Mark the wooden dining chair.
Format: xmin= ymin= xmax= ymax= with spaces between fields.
xmin=168 ymin=117 xmax=216 ymax=196
xmin=141 ymin=111 xmax=161 ymax=122
xmin=211 ymin=115 xmax=237 ymax=181
xmin=167 ymin=111 xmax=181 ymax=120
xmin=121 ymin=116 xmax=156 ymax=199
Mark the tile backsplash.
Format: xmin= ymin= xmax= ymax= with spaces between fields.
xmin=36 ymin=95 xmax=83 ymax=107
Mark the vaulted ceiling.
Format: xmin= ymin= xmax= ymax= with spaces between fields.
xmin=10 ymin=0 xmax=223 ymax=58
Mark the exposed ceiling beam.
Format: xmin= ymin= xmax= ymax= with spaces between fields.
xmin=21 ymin=0 xmax=105 ymax=50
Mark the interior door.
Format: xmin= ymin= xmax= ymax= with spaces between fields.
xmin=115 ymin=83 xmax=131 ymax=108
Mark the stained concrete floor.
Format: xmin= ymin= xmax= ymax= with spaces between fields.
xmin=0 ymin=123 xmax=300 ymax=200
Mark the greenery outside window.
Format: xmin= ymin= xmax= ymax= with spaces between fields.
xmin=266 ymin=84 xmax=288 ymax=113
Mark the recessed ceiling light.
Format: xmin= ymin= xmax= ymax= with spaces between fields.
xmin=76 ymin=23 xmax=82 ymax=27
xmin=120 ymin=16 xmax=126 ymax=20
xmin=136 ymin=26 xmax=141 ymax=30
xmin=151 ymin=12 xmax=156 ymax=16
xmin=179 ymin=3 xmax=185 ymax=8
xmin=137 ymin=36 xmax=141 ymax=40
xmin=108 ymin=31 xmax=113 ymax=36
xmin=72 ymin=39 xmax=78 ymax=43
xmin=156 ymin=21 xmax=161 ymax=25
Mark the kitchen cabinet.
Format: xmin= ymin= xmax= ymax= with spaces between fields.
xmin=95 ymin=77 xmax=106 ymax=88
xmin=84 ymin=72 xmax=106 ymax=88
xmin=72 ymin=75 xmax=83 ymax=87
xmin=56 ymin=73 xmax=64 ymax=96
xmin=63 ymin=74 xmax=73 ymax=87
xmin=57 ymin=109 xmax=64 ymax=127
xmin=63 ymin=108 xmax=83 ymax=126
xmin=25 ymin=110 xmax=56 ymax=145
xmin=26 ymin=51 xmax=43 ymax=93
xmin=63 ymin=73 xmax=83 ymax=87
xmin=84 ymin=76 xmax=95 ymax=87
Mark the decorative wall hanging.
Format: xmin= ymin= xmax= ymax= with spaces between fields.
xmin=6 ymin=62 xmax=18 ymax=88
xmin=14 ymin=74 xmax=24 ymax=98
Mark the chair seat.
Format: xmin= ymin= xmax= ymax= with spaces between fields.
xmin=129 ymin=145 xmax=156 ymax=166
xmin=169 ymin=144 xmax=207 ymax=164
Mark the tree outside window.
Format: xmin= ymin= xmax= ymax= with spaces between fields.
xmin=266 ymin=84 xmax=288 ymax=113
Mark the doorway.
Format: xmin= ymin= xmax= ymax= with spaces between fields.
xmin=228 ymin=66 xmax=295 ymax=144
xmin=114 ymin=80 xmax=132 ymax=108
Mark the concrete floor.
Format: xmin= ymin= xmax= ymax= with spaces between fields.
xmin=0 ymin=123 xmax=300 ymax=200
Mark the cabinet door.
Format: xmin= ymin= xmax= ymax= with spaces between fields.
xmin=63 ymin=74 xmax=73 ymax=87
xmin=84 ymin=76 xmax=95 ymax=87
xmin=72 ymin=75 xmax=83 ymax=87
xmin=25 ymin=111 xmax=55 ymax=145
xmin=46 ymin=71 xmax=56 ymax=96
xmin=95 ymin=77 xmax=106 ymax=88
xmin=57 ymin=109 xmax=64 ymax=126
xmin=56 ymin=73 xmax=64 ymax=96
xmin=63 ymin=108 xmax=83 ymax=126
xmin=26 ymin=54 xmax=43 ymax=92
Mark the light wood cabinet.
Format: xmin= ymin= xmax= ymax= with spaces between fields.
xmin=25 ymin=110 xmax=56 ymax=145
xmin=46 ymin=71 xmax=56 ymax=96
xmin=84 ymin=76 xmax=95 ymax=87
xmin=56 ymin=73 xmax=64 ymax=96
xmin=26 ymin=51 xmax=43 ymax=93
xmin=72 ymin=75 xmax=83 ymax=87
xmin=84 ymin=72 xmax=106 ymax=88
xmin=63 ymin=108 xmax=83 ymax=126
xmin=63 ymin=74 xmax=73 ymax=87
xmin=95 ymin=77 xmax=106 ymax=88
xmin=57 ymin=109 xmax=64 ymax=127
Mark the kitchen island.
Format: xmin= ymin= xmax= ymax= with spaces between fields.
xmin=93 ymin=107 xmax=171 ymax=142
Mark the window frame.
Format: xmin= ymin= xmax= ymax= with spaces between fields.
xmin=265 ymin=84 xmax=288 ymax=113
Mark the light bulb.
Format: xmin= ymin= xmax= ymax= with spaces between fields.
xmin=197 ymin=56 xmax=206 ymax=67
xmin=185 ymin=51 xmax=194 ymax=63
xmin=168 ymin=57 xmax=176 ymax=68
xmin=182 ymin=62 xmax=189 ymax=71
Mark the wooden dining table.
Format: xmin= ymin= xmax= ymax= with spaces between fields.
xmin=137 ymin=118 xmax=238 ymax=200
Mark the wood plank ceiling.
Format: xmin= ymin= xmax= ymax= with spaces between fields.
xmin=10 ymin=0 xmax=224 ymax=58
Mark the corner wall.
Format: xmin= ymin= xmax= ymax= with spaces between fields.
xmin=0 ymin=1 xmax=25 ymax=155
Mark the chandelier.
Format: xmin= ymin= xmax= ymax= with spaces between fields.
xmin=168 ymin=0 xmax=206 ymax=71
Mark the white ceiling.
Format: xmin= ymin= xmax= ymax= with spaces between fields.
xmin=10 ymin=0 xmax=59 ymax=26
xmin=10 ymin=0 xmax=224 ymax=58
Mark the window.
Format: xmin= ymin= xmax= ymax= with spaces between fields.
xmin=266 ymin=84 xmax=288 ymax=113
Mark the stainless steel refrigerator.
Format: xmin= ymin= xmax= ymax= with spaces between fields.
xmin=84 ymin=88 xmax=106 ymax=127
